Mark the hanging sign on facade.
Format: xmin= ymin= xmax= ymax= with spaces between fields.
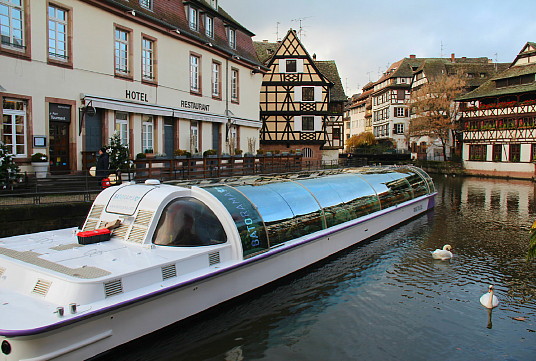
xmin=49 ymin=103 xmax=72 ymax=123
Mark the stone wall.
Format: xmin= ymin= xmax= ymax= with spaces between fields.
xmin=0 ymin=203 xmax=91 ymax=238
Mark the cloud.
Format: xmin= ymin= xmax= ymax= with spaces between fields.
xmin=222 ymin=0 xmax=536 ymax=95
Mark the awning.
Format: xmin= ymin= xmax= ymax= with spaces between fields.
xmin=82 ymin=94 xmax=261 ymax=128
xmin=83 ymin=95 xmax=174 ymax=117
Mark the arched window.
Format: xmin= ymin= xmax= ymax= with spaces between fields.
xmin=153 ymin=197 xmax=227 ymax=247
xmin=302 ymin=147 xmax=313 ymax=158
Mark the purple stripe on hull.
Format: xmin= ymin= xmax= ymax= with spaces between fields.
xmin=0 ymin=194 xmax=436 ymax=337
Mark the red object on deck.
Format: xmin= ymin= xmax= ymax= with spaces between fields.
xmin=77 ymin=228 xmax=112 ymax=245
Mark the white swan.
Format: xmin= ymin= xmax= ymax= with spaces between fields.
xmin=431 ymin=244 xmax=453 ymax=260
xmin=480 ymin=285 xmax=499 ymax=309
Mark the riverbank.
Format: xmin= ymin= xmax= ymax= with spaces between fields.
xmin=415 ymin=160 xmax=536 ymax=181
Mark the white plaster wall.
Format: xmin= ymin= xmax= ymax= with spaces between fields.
xmin=2 ymin=0 xmax=262 ymax=168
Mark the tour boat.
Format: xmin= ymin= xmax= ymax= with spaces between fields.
xmin=0 ymin=166 xmax=436 ymax=360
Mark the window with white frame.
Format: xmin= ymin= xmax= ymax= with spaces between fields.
xmin=190 ymin=121 xmax=199 ymax=153
xmin=212 ymin=61 xmax=221 ymax=98
xmin=48 ymin=4 xmax=68 ymax=60
xmin=141 ymin=37 xmax=154 ymax=80
xmin=190 ymin=54 xmax=200 ymax=93
xmin=142 ymin=115 xmax=154 ymax=152
xmin=395 ymin=107 xmax=405 ymax=117
xmin=188 ymin=6 xmax=198 ymax=31
xmin=228 ymin=27 xmax=236 ymax=49
xmin=115 ymin=112 xmax=129 ymax=146
xmin=393 ymin=123 xmax=404 ymax=134
xmin=0 ymin=0 xmax=24 ymax=49
xmin=139 ymin=0 xmax=152 ymax=10
xmin=2 ymin=98 xmax=27 ymax=156
xmin=114 ymin=28 xmax=129 ymax=74
xmin=205 ymin=15 xmax=214 ymax=38
xmin=231 ymin=68 xmax=239 ymax=102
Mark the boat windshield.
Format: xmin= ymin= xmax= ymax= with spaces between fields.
xmin=152 ymin=197 xmax=227 ymax=247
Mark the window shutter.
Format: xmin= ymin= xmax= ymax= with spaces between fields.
xmin=294 ymin=116 xmax=302 ymax=131
xmin=314 ymin=87 xmax=322 ymax=102
xmin=314 ymin=116 xmax=322 ymax=131
xmin=405 ymin=108 xmax=409 ymax=117
xmin=297 ymin=59 xmax=304 ymax=73
xmin=294 ymin=87 xmax=302 ymax=102
xmin=279 ymin=59 xmax=286 ymax=73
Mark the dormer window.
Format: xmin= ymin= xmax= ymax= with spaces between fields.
xmin=205 ymin=15 xmax=214 ymax=38
xmin=209 ymin=0 xmax=218 ymax=9
xmin=188 ymin=6 xmax=198 ymax=31
xmin=228 ymin=27 xmax=236 ymax=49
xmin=139 ymin=0 xmax=152 ymax=10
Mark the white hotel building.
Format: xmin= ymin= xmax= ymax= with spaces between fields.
xmin=0 ymin=0 xmax=265 ymax=173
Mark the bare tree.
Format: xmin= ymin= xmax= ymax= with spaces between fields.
xmin=409 ymin=73 xmax=467 ymax=160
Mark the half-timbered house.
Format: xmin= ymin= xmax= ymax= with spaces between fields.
xmin=254 ymin=29 xmax=346 ymax=162
xmin=410 ymin=55 xmax=508 ymax=160
xmin=457 ymin=42 xmax=536 ymax=178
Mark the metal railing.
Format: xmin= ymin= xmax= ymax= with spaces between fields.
xmin=0 ymin=155 xmax=359 ymax=206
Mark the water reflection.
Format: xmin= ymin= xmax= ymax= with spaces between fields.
xmin=97 ymin=175 xmax=536 ymax=361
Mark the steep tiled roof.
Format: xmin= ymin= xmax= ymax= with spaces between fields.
xmin=415 ymin=59 xmax=509 ymax=89
xmin=103 ymin=0 xmax=263 ymax=67
xmin=457 ymin=62 xmax=536 ymax=100
xmin=315 ymin=60 xmax=347 ymax=102
xmin=253 ymin=41 xmax=280 ymax=65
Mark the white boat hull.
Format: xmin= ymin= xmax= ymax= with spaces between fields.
xmin=1 ymin=195 xmax=433 ymax=361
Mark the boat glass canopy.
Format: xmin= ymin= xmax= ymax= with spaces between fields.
xmin=202 ymin=166 xmax=435 ymax=258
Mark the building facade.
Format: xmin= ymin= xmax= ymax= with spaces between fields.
xmin=410 ymin=55 xmax=508 ymax=160
xmin=254 ymin=30 xmax=346 ymax=162
xmin=457 ymin=42 xmax=536 ymax=178
xmin=344 ymin=82 xmax=373 ymax=146
xmin=0 ymin=0 xmax=264 ymax=173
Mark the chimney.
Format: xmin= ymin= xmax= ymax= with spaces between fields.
xmin=409 ymin=54 xmax=416 ymax=59
xmin=451 ymin=53 xmax=455 ymax=62
xmin=263 ymin=39 xmax=269 ymax=43
xmin=313 ymin=53 xmax=317 ymax=60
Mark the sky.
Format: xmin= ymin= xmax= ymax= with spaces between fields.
xmin=221 ymin=0 xmax=536 ymax=97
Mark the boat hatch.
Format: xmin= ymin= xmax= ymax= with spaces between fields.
xmin=152 ymin=197 xmax=227 ymax=247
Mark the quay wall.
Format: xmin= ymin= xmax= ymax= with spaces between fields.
xmin=0 ymin=203 xmax=91 ymax=238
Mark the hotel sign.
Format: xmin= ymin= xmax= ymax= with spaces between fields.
xmin=180 ymin=100 xmax=210 ymax=112
xmin=125 ymin=90 xmax=148 ymax=102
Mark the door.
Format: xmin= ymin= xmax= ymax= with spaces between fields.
xmin=49 ymin=121 xmax=70 ymax=173
xmin=83 ymin=108 xmax=102 ymax=170
xmin=164 ymin=117 xmax=175 ymax=157
xmin=212 ymin=122 xmax=220 ymax=152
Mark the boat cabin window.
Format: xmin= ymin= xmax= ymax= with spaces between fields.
xmin=153 ymin=197 xmax=226 ymax=247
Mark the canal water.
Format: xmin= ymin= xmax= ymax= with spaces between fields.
xmin=99 ymin=175 xmax=536 ymax=361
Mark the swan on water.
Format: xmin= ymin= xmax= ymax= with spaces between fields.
xmin=480 ymin=285 xmax=499 ymax=309
xmin=431 ymin=245 xmax=453 ymax=260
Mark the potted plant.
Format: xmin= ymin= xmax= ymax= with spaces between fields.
xmin=233 ymin=149 xmax=243 ymax=157
xmin=31 ymin=152 xmax=49 ymax=178
xmin=0 ymin=143 xmax=21 ymax=188
xmin=174 ymin=149 xmax=191 ymax=159
xmin=203 ymin=149 xmax=217 ymax=157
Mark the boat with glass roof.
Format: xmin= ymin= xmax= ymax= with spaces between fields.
xmin=0 ymin=166 xmax=436 ymax=360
